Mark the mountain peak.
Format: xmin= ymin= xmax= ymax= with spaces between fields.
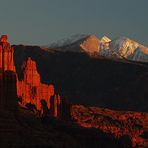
xmin=110 ymin=37 xmax=140 ymax=58
xmin=101 ymin=36 xmax=111 ymax=43
xmin=80 ymin=35 xmax=100 ymax=54
xmin=47 ymin=34 xmax=148 ymax=62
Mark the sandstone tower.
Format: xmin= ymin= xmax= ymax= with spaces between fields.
xmin=0 ymin=35 xmax=17 ymax=111
xmin=17 ymin=57 xmax=62 ymax=118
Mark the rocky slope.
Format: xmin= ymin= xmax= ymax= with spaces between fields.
xmin=72 ymin=105 xmax=148 ymax=147
xmin=0 ymin=107 xmax=133 ymax=148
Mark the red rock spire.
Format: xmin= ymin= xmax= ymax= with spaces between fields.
xmin=0 ymin=35 xmax=17 ymax=110
xmin=17 ymin=57 xmax=61 ymax=118
xmin=0 ymin=35 xmax=15 ymax=72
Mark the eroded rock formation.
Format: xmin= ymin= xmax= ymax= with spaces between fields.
xmin=0 ymin=35 xmax=17 ymax=110
xmin=0 ymin=35 xmax=15 ymax=72
xmin=0 ymin=35 xmax=69 ymax=118
xmin=17 ymin=57 xmax=61 ymax=118
xmin=72 ymin=105 xmax=148 ymax=147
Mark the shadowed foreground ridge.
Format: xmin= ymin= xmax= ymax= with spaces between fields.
xmin=72 ymin=105 xmax=148 ymax=147
xmin=0 ymin=108 xmax=134 ymax=148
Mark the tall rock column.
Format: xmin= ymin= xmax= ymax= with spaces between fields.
xmin=0 ymin=35 xmax=15 ymax=72
xmin=0 ymin=35 xmax=17 ymax=110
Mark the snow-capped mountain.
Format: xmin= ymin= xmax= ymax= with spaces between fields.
xmin=47 ymin=34 xmax=148 ymax=62
xmin=99 ymin=36 xmax=148 ymax=62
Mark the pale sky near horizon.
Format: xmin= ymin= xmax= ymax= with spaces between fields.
xmin=0 ymin=0 xmax=148 ymax=46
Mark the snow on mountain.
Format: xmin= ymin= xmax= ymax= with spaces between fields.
xmin=99 ymin=36 xmax=112 ymax=57
xmin=99 ymin=36 xmax=148 ymax=62
xmin=101 ymin=36 xmax=111 ymax=43
xmin=47 ymin=34 xmax=148 ymax=62
xmin=129 ymin=47 xmax=148 ymax=62
xmin=109 ymin=37 xmax=139 ymax=58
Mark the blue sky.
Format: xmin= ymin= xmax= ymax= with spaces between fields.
xmin=0 ymin=0 xmax=148 ymax=46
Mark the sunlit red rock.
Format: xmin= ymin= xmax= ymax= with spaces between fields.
xmin=17 ymin=57 xmax=61 ymax=117
xmin=0 ymin=35 xmax=15 ymax=72
xmin=0 ymin=35 xmax=17 ymax=110
xmin=72 ymin=105 xmax=148 ymax=147
xmin=0 ymin=35 xmax=63 ymax=118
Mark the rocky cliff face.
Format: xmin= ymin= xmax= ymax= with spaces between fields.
xmin=0 ymin=35 xmax=15 ymax=72
xmin=0 ymin=35 xmax=17 ymax=110
xmin=17 ymin=57 xmax=61 ymax=117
